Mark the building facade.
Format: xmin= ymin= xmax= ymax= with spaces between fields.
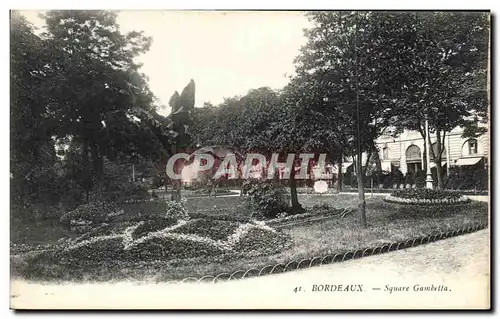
xmin=369 ymin=126 xmax=489 ymax=175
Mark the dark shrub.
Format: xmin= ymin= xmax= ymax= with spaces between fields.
xmin=404 ymin=172 xmax=415 ymax=186
xmin=243 ymin=180 xmax=290 ymax=220
xmin=415 ymin=170 xmax=426 ymax=188
xmin=445 ymin=166 xmax=488 ymax=191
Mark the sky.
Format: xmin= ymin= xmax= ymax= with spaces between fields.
xmin=19 ymin=10 xmax=312 ymax=115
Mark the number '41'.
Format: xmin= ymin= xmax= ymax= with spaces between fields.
xmin=293 ymin=286 xmax=303 ymax=293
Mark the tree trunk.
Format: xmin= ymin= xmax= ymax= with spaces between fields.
xmin=90 ymin=143 xmax=103 ymax=178
xmin=289 ymin=167 xmax=303 ymax=213
xmin=356 ymin=154 xmax=367 ymax=227
xmin=337 ymin=151 xmax=343 ymax=192
xmin=434 ymin=130 xmax=445 ymax=189
xmin=82 ymin=140 xmax=91 ymax=204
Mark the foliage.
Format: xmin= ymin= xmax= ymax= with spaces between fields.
xmin=243 ymin=180 xmax=291 ymax=220
xmin=165 ymin=198 xmax=190 ymax=220
xmin=59 ymin=202 xmax=121 ymax=225
xmin=444 ymin=166 xmax=488 ymax=190
xmin=10 ymin=10 xmax=185 ymax=220
xmin=383 ymin=12 xmax=489 ymax=188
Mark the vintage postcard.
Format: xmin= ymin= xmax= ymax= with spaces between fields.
xmin=9 ymin=9 xmax=491 ymax=310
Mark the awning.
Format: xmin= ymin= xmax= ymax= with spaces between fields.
xmin=455 ymin=157 xmax=482 ymax=166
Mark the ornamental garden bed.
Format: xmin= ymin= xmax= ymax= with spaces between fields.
xmin=11 ymin=196 xmax=488 ymax=283
xmin=384 ymin=189 xmax=471 ymax=206
xmin=15 ymin=217 xmax=291 ymax=269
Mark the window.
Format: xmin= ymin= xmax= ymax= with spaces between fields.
xmin=382 ymin=147 xmax=389 ymax=160
xmin=405 ymin=145 xmax=421 ymax=161
xmin=468 ymin=139 xmax=478 ymax=155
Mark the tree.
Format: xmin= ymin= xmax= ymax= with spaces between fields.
xmin=293 ymin=12 xmax=414 ymax=226
xmin=385 ymin=12 xmax=489 ymax=189
xmin=40 ymin=10 xmax=158 ymax=198
xmin=10 ymin=11 xmax=59 ymax=207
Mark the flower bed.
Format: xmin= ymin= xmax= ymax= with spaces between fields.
xmin=131 ymin=218 xmax=179 ymax=240
xmin=50 ymin=217 xmax=291 ymax=265
xmin=384 ymin=189 xmax=470 ymax=205
xmin=171 ymin=218 xmax=240 ymax=241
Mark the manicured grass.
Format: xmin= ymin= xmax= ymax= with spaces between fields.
xmin=11 ymin=195 xmax=488 ymax=283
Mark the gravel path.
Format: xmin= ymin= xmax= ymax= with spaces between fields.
xmin=10 ymin=229 xmax=490 ymax=310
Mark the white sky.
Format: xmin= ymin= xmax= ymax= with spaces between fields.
xmin=19 ymin=10 xmax=311 ymax=115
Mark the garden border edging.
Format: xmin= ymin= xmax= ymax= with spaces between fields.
xmin=165 ymin=222 xmax=488 ymax=285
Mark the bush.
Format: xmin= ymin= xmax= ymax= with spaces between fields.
xmin=59 ymin=202 xmax=121 ymax=225
xmin=445 ymin=166 xmax=488 ymax=191
xmin=243 ymin=180 xmax=290 ymax=220
xmin=404 ymin=172 xmax=415 ymax=186
xmin=415 ymin=170 xmax=426 ymax=188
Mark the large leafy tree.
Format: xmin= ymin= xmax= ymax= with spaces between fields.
xmin=39 ymin=10 xmax=161 ymax=197
xmin=10 ymin=11 xmax=60 ymax=206
xmin=293 ymin=11 xmax=415 ymax=226
xmin=386 ymin=12 xmax=489 ymax=189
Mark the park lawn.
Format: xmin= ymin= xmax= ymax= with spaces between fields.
xmin=10 ymin=194 xmax=488 ymax=283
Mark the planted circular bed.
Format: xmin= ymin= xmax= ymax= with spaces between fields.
xmin=384 ymin=189 xmax=471 ymax=206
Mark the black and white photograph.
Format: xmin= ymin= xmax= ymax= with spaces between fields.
xmin=8 ymin=8 xmax=491 ymax=310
